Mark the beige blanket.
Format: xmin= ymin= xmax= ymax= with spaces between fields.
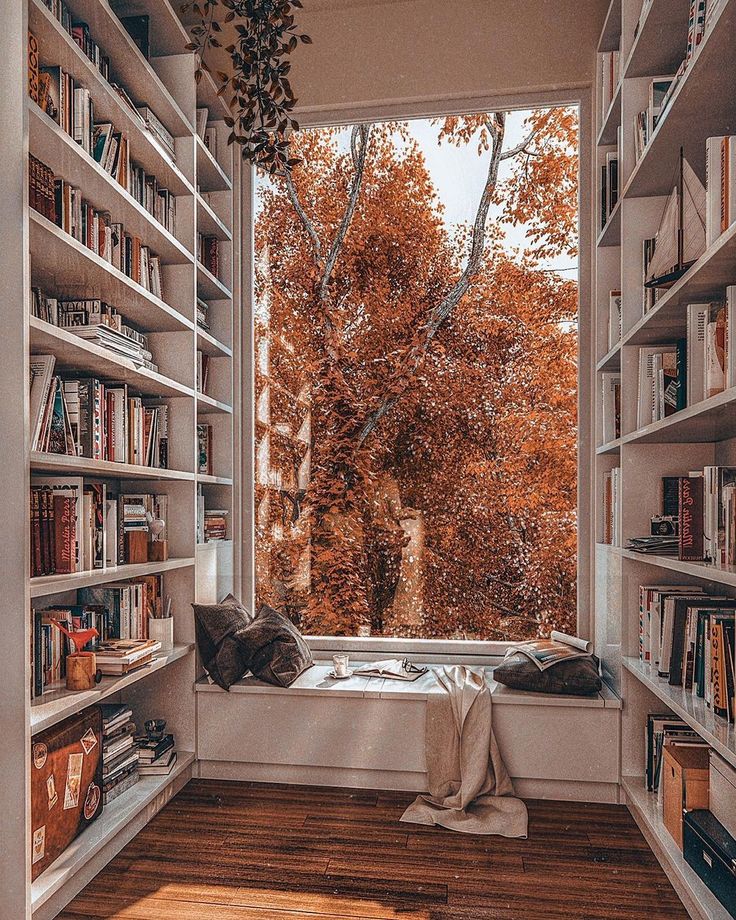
xmin=400 ymin=665 xmax=528 ymax=837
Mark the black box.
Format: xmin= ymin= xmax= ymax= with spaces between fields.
xmin=683 ymin=809 xmax=736 ymax=918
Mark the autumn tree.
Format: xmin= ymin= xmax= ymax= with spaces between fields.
xmin=256 ymin=108 xmax=578 ymax=637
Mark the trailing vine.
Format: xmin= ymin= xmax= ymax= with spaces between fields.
xmin=182 ymin=0 xmax=311 ymax=173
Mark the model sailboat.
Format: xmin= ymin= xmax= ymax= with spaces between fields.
xmin=645 ymin=148 xmax=706 ymax=289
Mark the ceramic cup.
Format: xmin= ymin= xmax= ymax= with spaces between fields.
xmin=332 ymin=653 xmax=350 ymax=677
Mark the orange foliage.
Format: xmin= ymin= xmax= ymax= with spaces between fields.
xmin=255 ymin=109 xmax=579 ymax=638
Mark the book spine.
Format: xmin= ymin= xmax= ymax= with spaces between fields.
xmin=679 ymin=476 xmax=704 ymax=561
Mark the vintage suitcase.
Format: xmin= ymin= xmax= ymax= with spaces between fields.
xmin=683 ymin=809 xmax=736 ymax=919
xmin=31 ymin=707 xmax=103 ymax=880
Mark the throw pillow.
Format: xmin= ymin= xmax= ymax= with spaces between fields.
xmin=192 ymin=595 xmax=255 ymax=690
xmin=493 ymin=653 xmax=602 ymax=696
xmin=239 ymin=605 xmax=313 ymax=688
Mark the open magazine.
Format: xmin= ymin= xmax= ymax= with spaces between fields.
xmin=352 ymin=658 xmax=429 ymax=682
xmin=505 ymin=631 xmax=594 ymax=672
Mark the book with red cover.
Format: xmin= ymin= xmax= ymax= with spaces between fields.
xmin=53 ymin=494 xmax=76 ymax=574
xmin=679 ymin=476 xmax=704 ymax=561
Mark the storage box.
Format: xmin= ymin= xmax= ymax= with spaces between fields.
xmin=683 ymin=810 xmax=736 ymax=919
xmin=710 ymin=751 xmax=736 ymax=840
xmin=662 ymin=744 xmax=710 ymax=850
xmin=31 ymin=707 xmax=103 ymax=880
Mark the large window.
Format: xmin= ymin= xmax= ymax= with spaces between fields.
xmin=254 ymin=107 xmax=579 ymax=640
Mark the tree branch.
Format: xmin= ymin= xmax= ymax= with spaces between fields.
xmin=284 ymin=170 xmax=323 ymax=263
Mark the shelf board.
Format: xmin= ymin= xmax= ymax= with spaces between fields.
xmin=197 ymin=474 xmax=233 ymax=486
xmin=30 ymin=451 xmax=194 ymax=482
xmin=196 ymin=393 xmax=233 ymax=415
xmin=619 ymin=547 xmax=736 ymax=587
xmin=622 ymin=0 xmax=736 ymax=200
xmin=30 ymin=318 xmax=195 ymax=400
xmin=30 ymin=557 xmax=195 ymax=599
xmin=596 ymin=437 xmax=622 ymax=455
xmin=30 ymin=212 xmax=193 ymax=333
xmin=196 ymin=327 xmax=232 ymax=358
xmin=622 ymin=221 xmax=736 ymax=348
xmin=29 ymin=104 xmax=194 ymax=266
xmin=31 ymin=644 xmax=194 ymax=735
xmin=197 ymin=193 xmax=232 ymax=242
xmin=622 ymin=774 xmax=733 ymax=920
xmin=42 ymin=0 xmax=193 ymax=138
xmin=31 ymin=750 xmax=195 ymax=913
xmin=196 ymin=68 xmax=230 ymax=119
xmin=597 ymin=80 xmax=622 ymax=146
xmin=195 ymin=135 xmax=232 ymax=193
xmin=624 ymin=0 xmax=691 ymax=79
xmin=596 ymin=341 xmax=621 ymax=372
xmin=596 ymin=196 xmax=621 ymax=247
xmin=621 ymin=385 xmax=736 ymax=445
xmin=28 ymin=0 xmax=194 ymax=197
xmin=623 ymin=658 xmax=736 ymax=770
xmin=598 ymin=0 xmax=621 ymax=52
xmin=196 ymin=261 xmax=232 ymax=301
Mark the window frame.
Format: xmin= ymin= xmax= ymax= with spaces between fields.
xmin=239 ymin=86 xmax=594 ymax=662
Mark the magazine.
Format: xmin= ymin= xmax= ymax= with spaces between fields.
xmin=505 ymin=631 xmax=594 ymax=672
xmin=352 ymin=658 xmax=429 ymax=682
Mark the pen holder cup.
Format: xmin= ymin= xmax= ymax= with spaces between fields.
xmin=148 ymin=616 xmax=174 ymax=652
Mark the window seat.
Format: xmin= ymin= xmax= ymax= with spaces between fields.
xmin=194 ymin=663 xmax=622 ymax=803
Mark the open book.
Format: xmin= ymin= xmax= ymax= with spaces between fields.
xmin=352 ymin=658 xmax=429 ymax=682
xmin=505 ymin=631 xmax=593 ymax=672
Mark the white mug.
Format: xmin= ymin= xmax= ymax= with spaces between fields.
xmin=332 ymin=653 xmax=349 ymax=677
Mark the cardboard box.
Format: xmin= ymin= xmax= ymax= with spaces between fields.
xmin=710 ymin=751 xmax=736 ymax=840
xmin=662 ymin=744 xmax=709 ymax=850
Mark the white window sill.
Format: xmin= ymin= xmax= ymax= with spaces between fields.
xmin=194 ymin=663 xmax=621 ymax=709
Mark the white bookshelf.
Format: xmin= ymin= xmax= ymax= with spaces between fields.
xmin=594 ymin=2 xmax=736 ymax=918
xmin=0 ymin=0 xmax=240 ymax=915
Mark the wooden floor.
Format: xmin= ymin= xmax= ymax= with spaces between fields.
xmin=58 ymin=780 xmax=689 ymax=920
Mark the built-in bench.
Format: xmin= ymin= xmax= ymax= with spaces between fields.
xmin=195 ymin=664 xmax=622 ymax=803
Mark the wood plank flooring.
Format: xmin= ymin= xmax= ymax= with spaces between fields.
xmin=57 ymin=780 xmax=689 ymax=920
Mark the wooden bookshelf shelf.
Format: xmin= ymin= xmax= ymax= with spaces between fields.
xmin=28 ymin=0 xmax=194 ymax=197
xmin=196 ymin=68 xmax=230 ymax=119
xmin=597 ymin=0 xmax=621 ymax=53
xmin=196 ymin=135 xmax=232 ymax=193
xmin=623 ymin=0 xmax=691 ymax=79
xmin=29 ymin=104 xmax=194 ymax=266
xmin=622 ymin=385 xmax=736 ymax=445
xmin=31 ymin=751 xmax=195 ymax=914
xmin=622 ymin=0 xmax=736 ymax=200
xmin=197 ymin=393 xmax=233 ymax=415
xmin=622 ymin=774 xmax=733 ymax=920
xmin=197 ymin=193 xmax=232 ymax=242
xmin=196 ymin=327 xmax=232 ymax=358
xmin=622 ymin=221 xmax=736 ymax=348
xmin=30 ymin=557 xmax=195 ymax=599
xmin=47 ymin=0 xmax=193 ymax=137
xmin=197 ymin=261 xmax=232 ymax=301
xmin=596 ymin=437 xmax=622 ymax=455
xmin=30 ymin=212 xmax=194 ymax=333
xmin=30 ymin=451 xmax=195 ymax=481
xmin=619 ymin=547 xmax=736 ymax=587
xmin=197 ymin=474 xmax=234 ymax=486
xmin=31 ymin=644 xmax=194 ymax=735
xmin=30 ymin=317 xmax=195 ymax=399
xmin=597 ymin=79 xmax=622 ymax=146
xmin=622 ymin=658 xmax=736 ymax=769
xmin=596 ymin=196 xmax=621 ymax=247
xmin=596 ymin=341 xmax=621 ymax=372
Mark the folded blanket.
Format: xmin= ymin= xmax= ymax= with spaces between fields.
xmin=400 ymin=665 xmax=528 ymax=837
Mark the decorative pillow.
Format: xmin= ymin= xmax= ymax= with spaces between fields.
xmin=493 ymin=653 xmax=602 ymax=696
xmin=239 ymin=605 xmax=313 ymax=688
xmin=192 ymin=595 xmax=255 ymax=690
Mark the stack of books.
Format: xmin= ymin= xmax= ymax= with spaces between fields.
xmin=198 ymin=234 xmax=219 ymax=276
xmin=136 ymin=730 xmax=177 ymax=776
xmin=646 ymin=712 xmax=708 ymax=792
xmin=100 ymin=704 xmax=139 ymax=805
xmin=203 ymin=509 xmax=228 ymax=542
xmin=196 ymin=297 xmax=209 ymax=331
xmin=93 ymin=638 xmax=161 ymax=676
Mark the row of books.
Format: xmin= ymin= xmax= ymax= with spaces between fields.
xmin=627 ymin=467 xmax=736 ymax=565
xmin=30 ymin=478 xmax=168 ymax=576
xmin=599 ymin=151 xmax=618 ymax=232
xmin=197 ymin=423 xmax=213 ymax=476
xmin=645 ymin=711 xmax=707 ymax=792
xmin=634 ymin=294 xmax=736 ymax=430
xmin=198 ymin=234 xmax=220 ymax=277
xmin=601 ymin=372 xmax=621 ymax=442
xmin=599 ymin=49 xmax=620 ymax=124
xmin=601 ymin=466 xmax=621 ymax=546
xmin=196 ymin=107 xmax=219 ymax=161
xmin=38 ymin=3 xmax=110 ymax=81
xmin=633 ymin=77 xmax=674 ymax=163
xmin=29 ymin=155 xmax=164 ymax=300
xmin=639 ymin=586 xmax=735 ymax=722
xmin=197 ymin=350 xmax=211 ymax=395
xmin=30 ymin=357 xmax=169 ymax=467
xmin=705 ymin=134 xmax=736 ymax=249
xmin=101 ymin=705 xmax=139 ymax=804
xmin=32 ymin=289 xmax=156 ymax=370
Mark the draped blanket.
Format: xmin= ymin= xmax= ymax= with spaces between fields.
xmin=400 ymin=665 xmax=528 ymax=837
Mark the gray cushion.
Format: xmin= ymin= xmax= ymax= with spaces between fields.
xmin=192 ymin=596 xmax=312 ymax=690
xmin=493 ymin=653 xmax=602 ymax=696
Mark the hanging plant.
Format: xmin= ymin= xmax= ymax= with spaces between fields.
xmin=182 ymin=0 xmax=311 ymax=173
